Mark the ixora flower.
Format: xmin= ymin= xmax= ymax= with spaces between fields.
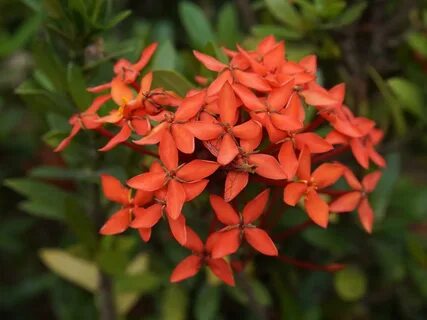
xmin=55 ymin=36 xmax=386 ymax=286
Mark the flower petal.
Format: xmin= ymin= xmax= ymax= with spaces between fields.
xmin=362 ymin=171 xmax=382 ymax=193
xmin=127 ymin=171 xmax=166 ymax=191
xmin=185 ymin=121 xmax=223 ymax=140
xmin=100 ymin=209 xmax=130 ymax=235
xmin=210 ymin=229 xmax=241 ymax=259
xmin=177 ymin=160 xmax=220 ymax=181
xmin=183 ymin=227 xmax=204 ymax=252
xmin=312 ymin=163 xmax=343 ymax=189
xmin=183 ymin=179 xmax=209 ymax=201
xmin=209 ymin=194 xmax=240 ymax=225
xmin=267 ymin=80 xmax=294 ymax=111
xmin=278 ymin=140 xmax=299 ymax=180
xmin=244 ymin=228 xmax=278 ymax=256
xmin=249 ymin=154 xmax=287 ymax=180
xmin=329 ymin=191 xmax=361 ymax=212
xmin=159 ymin=130 xmax=178 ymax=171
xmin=166 ymin=180 xmax=186 ymax=219
xmin=270 ymin=113 xmax=302 ymax=131
xmin=350 ymin=138 xmax=369 ymax=169
xmin=224 ymin=171 xmax=249 ymax=202
xmin=232 ymin=83 xmax=265 ymax=111
xmin=193 ymin=50 xmax=227 ymax=72
xmin=171 ymin=124 xmax=195 ymax=154
xmin=133 ymin=42 xmax=158 ymax=71
xmin=111 ymin=78 xmax=134 ymax=105
xmin=218 ymin=134 xmax=239 ymax=165
xmin=207 ymin=258 xmax=235 ymax=286
xmin=283 ymin=182 xmax=307 ymax=206
xmin=358 ymin=198 xmax=374 ymax=233
xmin=232 ymin=120 xmax=262 ymax=140
xmin=219 ymin=81 xmax=238 ymax=125
xmin=54 ymin=122 xmax=81 ymax=152
xmin=297 ymin=146 xmax=311 ymax=180
xmin=295 ymin=132 xmax=333 ymax=153
xmin=170 ymin=255 xmax=202 ymax=283
xmin=133 ymin=190 xmax=154 ymax=206
xmin=243 ymin=189 xmax=270 ymax=224
xmin=130 ymin=204 xmax=162 ymax=228
xmin=99 ymin=124 xmax=132 ymax=151
xmin=168 ymin=214 xmax=187 ymax=245
xmin=100 ymin=174 xmax=129 ymax=205
xmin=138 ymin=228 xmax=152 ymax=242
xmin=305 ymin=189 xmax=329 ymax=228
xmin=234 ymin=70 xmax=271 ymax=92
xmin=175 ymin=90 xmax=206 ymax=121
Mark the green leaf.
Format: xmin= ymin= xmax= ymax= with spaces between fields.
xmin=368 ymin=66 xmax=407 ymax=135
xmin=103 ymin=10 xmax=132 ymax=29
xmin=407 ymin=32 xmax=427 ymax=57
xmin=30 ymin=166 xmax=97 ymax=182
xmin=334 ymin=266 xmax=367 ymax=301
xmin=179 ymin=1 xmax=215 ymax=49
xmin=324 ymin=1 xmax=367 ymax=28
xmin=43 ymin=0 xmax=64 ymax=18
xmin=64 ymin=199 xmax=97 ymax=253
xmin=387 ymin=77 xmax=424 ymax=119
xmin=264 ymin=0 xmax=304 ymax=30
xmin=162 ymin=286 xmax=188 ymax=320
xmin=194 ymin=285 xmax=220 ymax=320
xmin=39 ymin=248 xmax=99 ymax=292
xmin=371 ymin=153 xmax=401 ymax=222
xmin=116 ymin=272 xmax=162 ymax=293
xmin=151 ymin=70 xmax=194 ymax=97
xmin=252 ymin=25 xmax=303 ymax=40
xmin=0 ymin=14 xmax=42 ymax=57
xmin=4 ymin=178 xmax=75 ymax=221
xmin=67 ymin=63 xmax=92 ymax=110
xmin=217 ymin=2 xmax=240 ymax=47
xmin=152 ymin=40 xmax=177 ymax=71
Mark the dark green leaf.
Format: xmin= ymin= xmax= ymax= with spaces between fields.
xmin=151 ymin=70 xmax=194 ymax=97
xmin=217 ymin=2 xmax=240 ymax=47
xmin=194 ymin=284 xmax=220 ymax=320
xmin=152 ymin=40 xmax=177 ymax=71
xmin=264 ymin=0 xmax=304 ymax=30
xmin=179 ymin=1 xmax=215 ymax=49
xmin=67 ymin=63 xmax=92 ymax=110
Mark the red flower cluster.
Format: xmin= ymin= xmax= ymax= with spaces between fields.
xmin=56 ymin=36 xmax=385 ymax=285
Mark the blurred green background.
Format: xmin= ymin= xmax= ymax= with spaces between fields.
xmin=1 ymin=0 xmax=427 ymax=319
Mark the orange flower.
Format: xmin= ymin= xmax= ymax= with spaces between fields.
xmin=284 ymin=146 xmax=344 ymax=227
xmin=209 ymin=189 xmax=278 ymax=258
xmin=170 ymin=227 xmax=235 ymax=285
xmin=127 ymin=132 xmax=219 ymax=219
xmin=330 ymin=169 xmax=382 ymax=233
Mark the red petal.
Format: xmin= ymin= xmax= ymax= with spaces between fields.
xmin=99 ymin=124 xmax=132 ymax=151
xmin=168 ymin=214 xmax=187 ymax=245
xmin=166 ymin=180 xmax=186 ymax=219
xmin=100 ymin=174 xmax=129 ymax=204
xmin=219 ymin=82 xmax=238 ymax=125
xmin=305 ymin=190 xmax=329 ymax=228
xmin=133 ymin=122 xmax=168 ymax=145
xmin=234 ymin=70 xmax=271 ymax=92
xmin=329 ymin=191 xmax=361 ymax=212
xmin=358 ymin=198 xmax=374 ymax=233
xmin=207 ymin=69 xmax=232 ymax=96
xmin=207 ymin=258 xmax=235 ymax=286
xmin=54 ymin=123 xmax=81 ymax=152
xmin=127 ymin=171 xmax=166 ymax=191
xmin=210 ymin=229 xmax=241 ymax=258
xmin=140 ymin=72 xmax=153 ymax=94
xmin=177 ymin=160 xmax=220 ymax=181
xmin=264 ymin=42 xmax=285 ymax=71
xmin=232 ymin=120 xmax=262 ymax=140
xmin=184 ymin=227 xmax=203 ymax=252
xmin=232 ymin=83 xmax=265 ymax=110
xmin=297 ymin=146 xmax=311 ymax=180
xmin=138 ymin=228 xmax=152 ymax=242
xmin=183 ymin=179 xmax=209 ymax=201
xmin=312 ymin=163 xmax=343 ymax=189
xmin=270 ymin=113 xmax=302 ymax=131
xmin=209 ymin=194 xmax=240 ymax=225
xmin=185 ymin=121 xmax=223 ymax=140
xmin=368 ymin=144 xmax=386 ymax=167
xmin=87 ymin=82 xmax=111 ymax=93
xmin=267 ymin=81 xmax=294 ymax=111
xmin=243 ymin=189 xmax=270 ymax=224
xmin=343 ymin=169 xmax=363 ymax=190
xmin=130 ymin=204 xmax=162 ymax=228
xmin=86 ymin=94 xmax=111 ymax=113
xmin=244 ymin=228 xmax=278 ymax=256
xmin=131 ymin=118 xmax=150 ymax=136
xmin=249 ymin=154 xmax=287 ymax=180
xmin=175 ymin=90 xmax=206 ymax=121
xmin=100 ymin=209 xmax=130 ymax=235
xmin=224 ymin=171 xmax=249 ymax=202
xmin=218 ymin=134 xmax=239 ymax=165
xmin=171 ymin=124 xmax=195 ymax=154
xmin=133 ymin=43 xmax=158 ymax=71
xmin=111 ymin=78 xmax=134 ymax=105
xmin=193 ymin=50 xmax=227 ymax=72
xmin=350 ymin=138 xmax=369 ymax=169
xmin=159 ymin=130 xmax=178 ymax=171
xmin=362 ymin=171 xmax=382 ymax=193
xmin=295 ymin=132 xmax=333 ymax=154
xmin=278 ymin=140 xmax=298 ymax=179
xmin=264 ymin=116 xmax=287 ymax=143
xmin=133 ymin=190 xmax=154 ymax=206
xmin=328 ymin=83 xmax=345 ymax=103
xmin=283 ymin=182 xmax=307 ymax=206
xmin=299 ymin=55 xmax=317 ymax=74
xmin=170 ymin=255 xmax=202 ymax=283
xmin=300 ymin=89 xmax=337 ymax=106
